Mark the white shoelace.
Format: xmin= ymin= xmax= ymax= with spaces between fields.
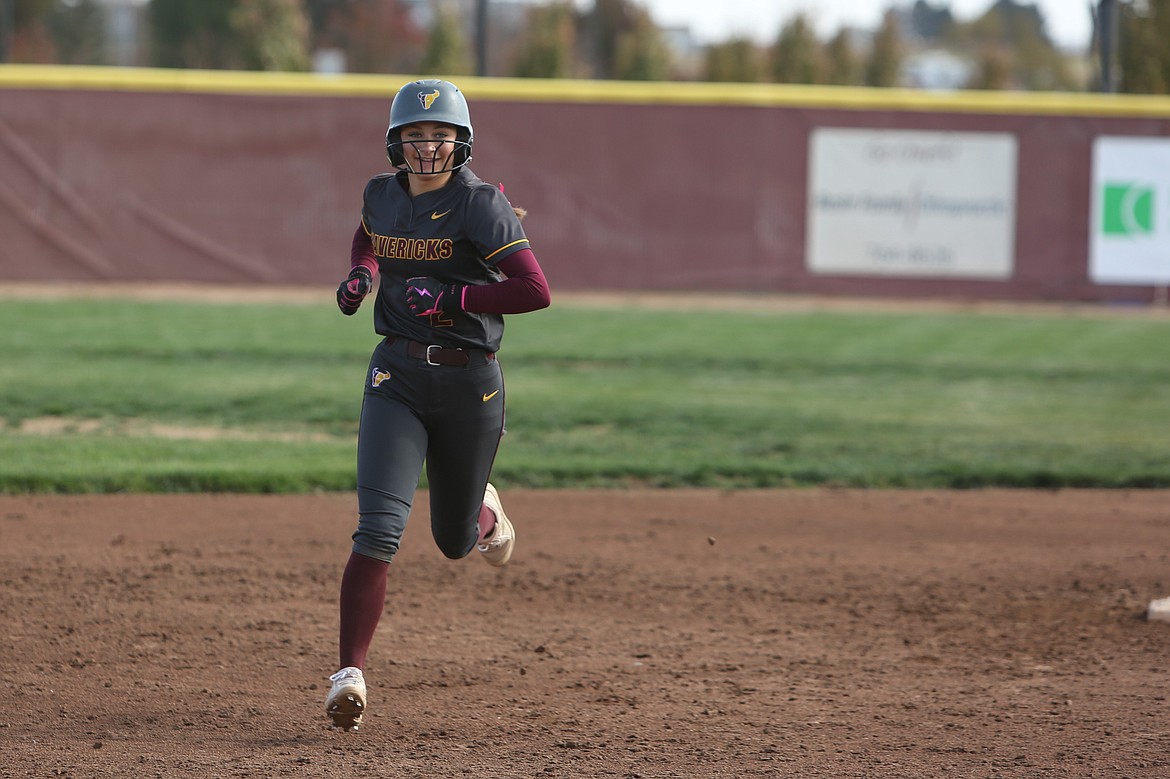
xmin=330 ymin=667 xmax=363 ymax=685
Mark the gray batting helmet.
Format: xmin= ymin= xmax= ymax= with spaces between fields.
xmin=385 ymin=79 xmax=473 ymax=172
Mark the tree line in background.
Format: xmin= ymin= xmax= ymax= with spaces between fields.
xmin=1 ymin=0 xmax=1168 ymax=93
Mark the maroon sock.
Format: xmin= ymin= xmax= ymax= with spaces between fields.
xmin=338 ymin=551 xmax=389 ymax=670
xmin=477 ymin=503 xmax=496 ymax=542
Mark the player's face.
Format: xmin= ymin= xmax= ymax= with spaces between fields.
xmin=399 ymin=122 xmax=459 ymax=175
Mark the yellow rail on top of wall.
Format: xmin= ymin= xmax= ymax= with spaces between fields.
xmin=3 ymin=64 xmax=1170 ymax=118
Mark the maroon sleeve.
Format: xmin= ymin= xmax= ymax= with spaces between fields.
xmin=462 ymin=248 xmax=551 ymax=315
xmin=350 ymin=223 xmax=378 ymax=276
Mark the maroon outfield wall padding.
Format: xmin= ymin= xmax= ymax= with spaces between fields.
xmin=0 ymin=82 xmax=1167 ymax=302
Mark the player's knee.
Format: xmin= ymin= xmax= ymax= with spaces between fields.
xmin=433 ymin=527 xmax=477 ymax=560
xmin=352 ymin=513 xmax=405 ymax=563
xmin=435 ymin=539 xmax=475 ymax=560
xmin=348 ymin=531 xmax=400 ymax=561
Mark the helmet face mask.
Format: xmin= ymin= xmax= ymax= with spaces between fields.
xmin=386 ymin=79 xmax=473 ymax=173
xmin=392 ymin=132 xmax=473 ymax=175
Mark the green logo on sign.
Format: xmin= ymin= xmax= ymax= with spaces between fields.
xmin=1102 ymin=183 xmax=1154 ymax=236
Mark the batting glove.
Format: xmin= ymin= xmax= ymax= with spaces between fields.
xmin=406 ymin=276 xmax=464 ymax=318
xmin=336 ymin=266 xmax=373 ymax=316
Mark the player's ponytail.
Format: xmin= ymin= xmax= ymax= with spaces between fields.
xmin=498 ymin=182 xmax=526 ymax=221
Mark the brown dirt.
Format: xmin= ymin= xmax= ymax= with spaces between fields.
xmin=2 ymin=489 xmax=1168 ymax=778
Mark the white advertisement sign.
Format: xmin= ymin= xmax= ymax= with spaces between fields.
xmin=1090 ymin=136 xmax=1170 ymax=285
xmin=807 ymin=128 xmax=1017 ymax=279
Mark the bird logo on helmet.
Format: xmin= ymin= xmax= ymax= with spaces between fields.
xmin=386 ymin=79 xmax=474 ymax=173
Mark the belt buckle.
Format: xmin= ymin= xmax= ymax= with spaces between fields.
xmin=425 ymin=344 xmax=443 ymax=366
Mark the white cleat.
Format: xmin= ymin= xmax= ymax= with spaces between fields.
xmin=478 ymin=482 xmax=515 ymax=567
xmin=325 ymin=666 xmax=366 ymax=731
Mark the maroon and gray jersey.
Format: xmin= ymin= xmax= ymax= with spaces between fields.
xmin=362 ymin=166 xmax=530 ymax=353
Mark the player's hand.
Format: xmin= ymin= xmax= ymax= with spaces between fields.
xmin=406 ymin=276 xmax=463 ymax=318
xmin=336 ymin=266 xmax=373 ymax=316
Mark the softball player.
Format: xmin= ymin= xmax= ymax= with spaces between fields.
xmin=325 ymin=79 xmax=551 ymax=731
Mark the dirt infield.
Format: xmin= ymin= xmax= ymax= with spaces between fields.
xmin=1 ymin=489 xmax=1168 ymax=778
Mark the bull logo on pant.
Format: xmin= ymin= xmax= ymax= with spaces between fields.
xmin=418 ymin=89 xmax=440 ymax=110
xmin=371 ymin=368 xmax=392 ymax=388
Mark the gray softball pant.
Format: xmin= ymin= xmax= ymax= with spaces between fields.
xmin=351 ymin=336 xmax=505 ymax=563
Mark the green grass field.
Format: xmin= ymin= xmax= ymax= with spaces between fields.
xmin=1 ymin=294 xmax=1167 ymax=492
